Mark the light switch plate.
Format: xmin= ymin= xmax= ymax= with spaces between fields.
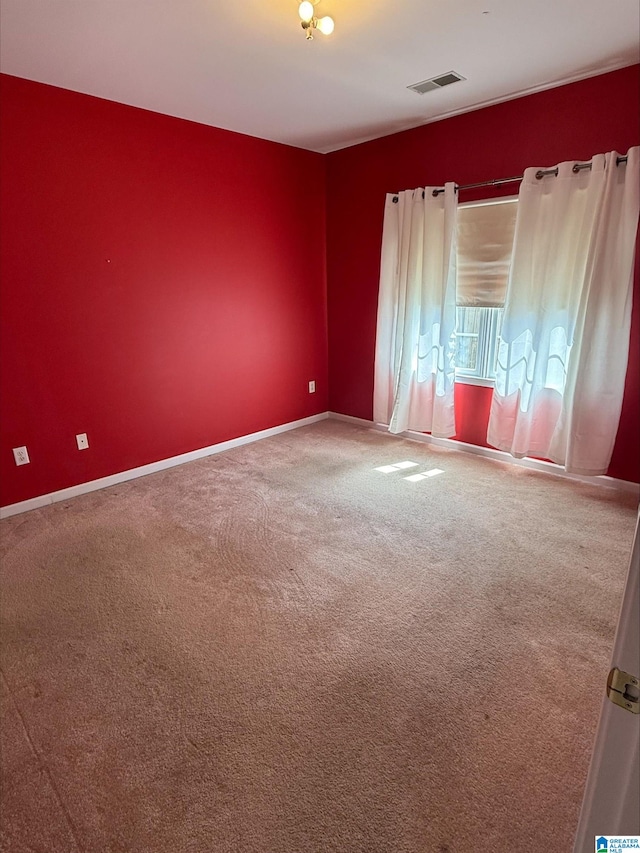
xmin=76 ymin=433 xmax=89 ymax=450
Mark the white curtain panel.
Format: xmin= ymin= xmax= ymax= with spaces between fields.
xmin=488 ymin=146 xmax=639 ymax=475
xmin=373 ymin=184 xmax=458 ymax=436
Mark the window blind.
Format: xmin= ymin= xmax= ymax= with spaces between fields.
xmin=456 ymin=200 xmax=517 ymax=307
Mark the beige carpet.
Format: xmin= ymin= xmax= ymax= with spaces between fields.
xmin=1 ymin=420 xmax=637 ymax=853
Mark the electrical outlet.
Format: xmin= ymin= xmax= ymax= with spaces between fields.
xmin=308 ymin=380 xmax=316 ymax=393
xmin=76 ymin=433 xmax=89 ymax=450
xmin=13 ymin=446 xmax=30 ymax=466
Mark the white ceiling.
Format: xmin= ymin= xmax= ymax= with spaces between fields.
xmin=1 ymin=0 xmax=638 ymax=153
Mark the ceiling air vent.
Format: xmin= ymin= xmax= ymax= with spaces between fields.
xmin=407 ymin=71 xmax=466 ymax=95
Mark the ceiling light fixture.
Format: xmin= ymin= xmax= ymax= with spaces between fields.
xmin=298 ymin=1 xmax=334 ymax=40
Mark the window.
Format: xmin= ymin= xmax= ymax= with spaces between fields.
xmin=455 ymin=198 xmax=517 ymax=385
xmin=455 ymin=305 xmax=503 ymax=380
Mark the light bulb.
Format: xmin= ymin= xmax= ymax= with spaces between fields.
xmin=317 ymin=15 xmax=334 ymax=35
xmin=298 ymin=1 xmax=314 ymax=22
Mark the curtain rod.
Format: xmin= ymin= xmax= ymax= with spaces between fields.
xmin=392 ymin=155 xmax=629 ymax=202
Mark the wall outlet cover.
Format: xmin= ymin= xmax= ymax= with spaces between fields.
xmin=13 ymin=446 xmax=30 ymax=466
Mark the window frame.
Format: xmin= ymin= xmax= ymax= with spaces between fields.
xmin=454 ymin=306 xmax=503 ymax=386
xmin=454 ymin=195 xmax=518 ymax=388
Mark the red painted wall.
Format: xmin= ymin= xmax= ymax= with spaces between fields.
xmin=2 ymin=68 xmax=639 ymax=506
xmin=326 ymin=65 xmax=640 ymax=483
xmin=0 ymin=75 xmax=328 ymax=506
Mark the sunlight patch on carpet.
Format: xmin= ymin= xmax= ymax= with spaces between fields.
xmin=374 ymin=461 xmax=419 ymax=473
xmin=404 ymin=468 xmax=445 ymax=482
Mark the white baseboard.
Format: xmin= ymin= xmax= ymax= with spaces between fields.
xmin=4 ymin=409 xmax=636 ymax=518
xmin=0 ymin=412 xmax=330 ymax=519
xmin=329 ymin=411 xmax=640 ymax=496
